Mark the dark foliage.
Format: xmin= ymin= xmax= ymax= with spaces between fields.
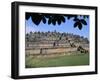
xmin=26 ymin=13 xmax=89 ymax=30
xmin=74 ymin=18 xmax=87 ymax=30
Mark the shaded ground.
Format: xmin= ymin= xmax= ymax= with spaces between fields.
xmin=25 ymin=52 xmax=89 ymax=68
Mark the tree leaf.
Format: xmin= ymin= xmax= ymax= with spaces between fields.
xmin=67 ymin=16 xmax=71 ymax=19
xmin=52 ymin=19 xmax=56 ymax=25
xmin=44 ymin=14 xmax=50 ymax=18
xmin=48 ymin=18 xmax=52 ymax=24
xmin=57 ymin=19 xmax=61 ymax=25
xmin=42 ymin=17 xmax=46 ymax=24
xmin=83 ymin=16 xmax=86 ymax=19
xmin=74 ymin=22 xmax=78 ymax=28
xmin=78 ymin=22 xmax=82 ymax=30
xmin=73 ymin=18 xmax=79 ymax=21
xmin=31 ymin=14 xmax=42 ymax=25
xmin=26 ymin=14 xmax=30 ymax=20
xmin=61 ymin=17 xmax=65 ymax=23
xmin=80 ymin=19 xmax=87 ymax=25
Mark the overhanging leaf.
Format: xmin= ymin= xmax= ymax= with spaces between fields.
xmin=80 ymin=19 xmax=87 ymax=25
xmin=52 ymin=19 xmax=56 ymax=25
xmin=57 ymin=19 xmax=61 ymax=25
xmin=73 ymin=18 xmax=79 ymax=21
xmin=26 ymin=14 xmax=30 ymax=20
xmin=42 ymin=17 xmax=46 ymax=24
xmin=48 ymin=18 xmax=52 ymax=24
xmin=61 ymin=17 xmax=65 ymax=23
xmin=74 ymin=22 xmax=78 ymax=28
xmin=31 ymin=14 xmax=42 ymax=25
xmin=78 ymin=23 xmax=82 ymax=30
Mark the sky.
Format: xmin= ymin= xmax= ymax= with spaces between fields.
xmin=25 ymin=15 xmax=89 ymax=39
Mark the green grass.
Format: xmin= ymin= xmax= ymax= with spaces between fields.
xmin=25 ymin=52 xmax=89 ymax=68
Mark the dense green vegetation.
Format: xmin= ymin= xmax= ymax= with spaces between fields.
xmin=25 ymin=53 xmax=89 ymax=68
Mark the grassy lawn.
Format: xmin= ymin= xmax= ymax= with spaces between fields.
xmin=25 ymin=52 xmax=89 ymax=68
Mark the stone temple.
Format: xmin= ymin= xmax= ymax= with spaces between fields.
xmin=25 ymin=31 xmax=89 ymax=56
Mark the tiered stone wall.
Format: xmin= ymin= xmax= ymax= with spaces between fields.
xmin=26 ymin=47 xmax=77 ymax=55
xmin=25 ymin=32 xmax=89 ymax=56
